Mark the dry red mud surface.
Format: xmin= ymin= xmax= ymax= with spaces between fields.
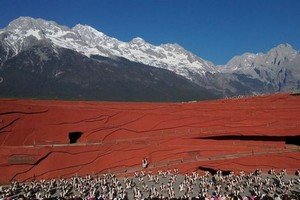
xmin=0 ymin=93 xmax=299 ymax=184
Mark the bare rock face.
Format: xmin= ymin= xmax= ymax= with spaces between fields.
xmin=221 ymin=44 xmax=300 ymax=93
xmin=0 ymin=93 xmax=299 ymax=183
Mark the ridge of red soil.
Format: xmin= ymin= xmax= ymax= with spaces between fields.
xmin=0 ymin=93 xmax=299 ymax=184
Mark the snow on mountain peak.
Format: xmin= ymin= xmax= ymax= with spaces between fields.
xmin=72 ymin=24 xmax=108 ymax=47
xmin=7 ymin=16 xmax=67 ymax=32
xmin=72 ymin=24 xmax=106 ymax=38
xmin=130 ymin=37 xmax=146 ymax=44
xmin=160 ymin=43 xmax=184 ymax=51
xmin=7 ymin=16 xmax=42 ymax=30
xmin=1 ymin=17 xmax=300 ymax=96
xmin=1 ymin=17 xmax=218 ymax=79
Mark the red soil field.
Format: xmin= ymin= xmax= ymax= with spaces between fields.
xmin=0 ymin=93 xmax=299 ymax=184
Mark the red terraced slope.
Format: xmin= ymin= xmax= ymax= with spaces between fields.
xmin=0 ymin=93 xmax=299 ymax=184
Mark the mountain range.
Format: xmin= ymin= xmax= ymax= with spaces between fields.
xmin=0 ymin=17 xmax=299 ymax=101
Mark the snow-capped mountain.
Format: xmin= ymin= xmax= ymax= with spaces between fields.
xmin=0 ymin=17 xmax=217 ymax=80
xmin=0 ymin=16 xmax=299 ymax=100
xmin=0 ymin=17 xmax=220 ymax=101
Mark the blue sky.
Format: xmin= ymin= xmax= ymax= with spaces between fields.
xmin=1 ymin=0 xmax=300 ymax=65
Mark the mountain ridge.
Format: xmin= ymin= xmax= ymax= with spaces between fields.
xmin=0 ymin=38 xmax=218 ymax=101
xmin=0 ymin=16 xmax=299 ymax=101
xmin=1 ymin=16 xmax=217 ymax=79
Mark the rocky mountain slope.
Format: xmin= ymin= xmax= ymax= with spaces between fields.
xmin=0 ymin=17 xmax=299 ymax=101
xmin=220 ymin=43 xmax=300 ymax=94
xmin=0 ymin=41 xmax=217 ymax=101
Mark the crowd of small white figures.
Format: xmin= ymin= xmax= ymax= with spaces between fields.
xmin=1 ymin=168 xmax=300 ymax=200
